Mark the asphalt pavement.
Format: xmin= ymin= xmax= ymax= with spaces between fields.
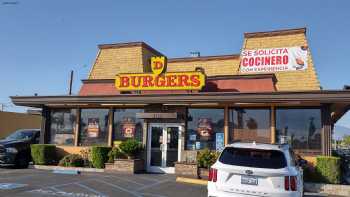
xmin=0 ymin=168 xmax=340 ymax=197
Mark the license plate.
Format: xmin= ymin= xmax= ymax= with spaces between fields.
xmin=241 ymin=175 xmax=258 ymax=185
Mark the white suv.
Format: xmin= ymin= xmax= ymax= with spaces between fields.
xmin=208 ymin=142 xmax=303 ymax=197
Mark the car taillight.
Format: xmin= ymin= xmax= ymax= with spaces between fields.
xmin=285 ymin=176 xmax=297 ymax=191
xmin=208 ymin=168 xmax=217 ymax=182
xmin=284 ymin=176 xmax=290 ymax=191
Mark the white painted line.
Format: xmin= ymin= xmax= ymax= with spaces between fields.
xmin=138 ymin=192 xmax=167 ymax=197
xmin=94 ymin=179 xmax=142 ymax=197
xmin=75 ymin=182 xmax=108 ymax=197
xmin=136 ymin=178 xmax=173 ymax=191
xmin=102 ymin=175 xmax=146 ymax=186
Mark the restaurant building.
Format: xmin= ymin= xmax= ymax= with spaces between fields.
xmin=11 ymin=28 xmax=350 ymax=173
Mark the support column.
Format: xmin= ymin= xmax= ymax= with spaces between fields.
xmin=322 ymin=104 xmax=332 ymax=156
xmin=74 ymin=108 xmax=80 ymax=146
xmin=108 ymin=108 xmax=114 ymax=147
xmin=224 ymin=106 xmax=229 ymax=145
xmin=40 ymin=106 xmax=50 ymax=144
xmin=271 ymin=106 xmax=276 ymax=144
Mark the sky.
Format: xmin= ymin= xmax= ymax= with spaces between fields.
xmin=0 ymin=0 xmax=350 ymax=127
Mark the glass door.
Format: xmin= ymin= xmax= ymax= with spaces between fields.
xmin=147 ymin=123 xmax=181 ymax=173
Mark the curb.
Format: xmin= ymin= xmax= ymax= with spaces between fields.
xmin=30 ymin=165 xmax=105 ymax=173
xmin=176 ymin=177 xmax=208 ymax=186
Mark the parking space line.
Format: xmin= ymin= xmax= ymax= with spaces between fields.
xmin=75 ymin=182 xmax=108 ymax=197
xmin=138 ymin=192 xmax=167 ymax=197
xmin=94 ymin=179 xmax=142 ymax=197
xmin=136 ymin=178 xmax=173 ymax=191
xmin=101 ymin=175 xmax=146 ymax=186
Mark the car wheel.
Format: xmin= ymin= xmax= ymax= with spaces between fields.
xmin=15 ymin=155 xmax=29 ymax=169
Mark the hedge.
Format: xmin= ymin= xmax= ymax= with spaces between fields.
xmin=91 ymin=146 xmax=111 ymax=169
xmin=315 ymin=156 xmax=341 ymax=184
xmin=58 ymin=154 xmax=84 ymax=167
xmin=31 ymin=144 xmax=56 ymax=165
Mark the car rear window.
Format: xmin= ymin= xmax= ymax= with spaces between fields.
xmin=219 ymin=147 xmax=287 ymax=169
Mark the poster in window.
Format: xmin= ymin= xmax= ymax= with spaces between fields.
xmin=197 ymin=118 xmax=213 ymax=140
xmin=215 ymin=132 xmax=224 ymax=152
xmin=87 ymin=118 xmax=99 ymax=138
xmin=121 ymin=117 xmax=136 ymax=138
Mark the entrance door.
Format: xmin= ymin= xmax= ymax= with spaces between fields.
xmin=147 ymin=123 xmax=181 ymax=173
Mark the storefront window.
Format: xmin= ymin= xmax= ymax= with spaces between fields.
xmin=79 ymin=109 xmax=109 ymax=146
xmin=229 ymin=108 xmax=271 ymax=143
xmin=276 ymin=108 xmax=322 ymax=151
xmin=49 ymin=109 xmax=77 ymax=145
xmin=113 ymin=109 xmax=144 ymax=142
xmin=186 ymin=108 xmax=224 ymax=150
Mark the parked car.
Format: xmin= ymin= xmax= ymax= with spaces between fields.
xmin=208 ymin=142 xmax=304 ymax=197
xmin=0 ymin=129 xmax=40 ymax=168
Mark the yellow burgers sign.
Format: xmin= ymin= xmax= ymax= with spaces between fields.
xmin=115 ymin=56 xmax=206 ymax=91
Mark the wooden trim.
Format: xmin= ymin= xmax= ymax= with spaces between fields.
xmin=168 ymin=54 xmax=239 ymax=63
xmin=270 ymin=105 xmax=276 ymax=144
xmin=108 ymin=108 xmax=113 ymax=146
xmin=244 ymin=27 xmax=306 ymax=38
xmin=74 ymin=108 xmax=80 ymax=146
xmin=321 ymin=104 xmax=332 ymax=156
xmin=224 ymin=106 xmax=229 ymax=145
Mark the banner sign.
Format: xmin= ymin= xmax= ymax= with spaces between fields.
xmin=115 ymin=56 xmax=206 ymax=91
xmin=240 ymin=46 xmax=308 ymax=73
xmin=87 ymin=118 xmax=99 ymax=138
xmin=197 ymin=118 xmax=213 ymax=140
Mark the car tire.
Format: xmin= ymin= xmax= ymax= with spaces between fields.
xmin=15 ymin=155 xmax=29 ymax=169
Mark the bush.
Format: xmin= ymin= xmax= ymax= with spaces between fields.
xmin=91 ymin=146 xmax=111 ymax=169
xmin=31 ymin=144 xmax=56 ymax=165
xmin=197 ymin=149 xmax=219 ymax=169
xmin=119 ymin=139 xmax=143 ymax=159
xmin=315 ymin=156 xmax=341 ymax=184
xmin=107 ymin=147 xmax=126 ymax=163
xmin=58 ymin=154 xmax=84 ymax=167
xmin=80 ymin=148 xmax=93 ymax=167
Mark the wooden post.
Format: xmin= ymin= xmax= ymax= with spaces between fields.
xmin=322 ymin=104 xmax=332 ymax=156
xmin=108 ymin=108 xmax=114 ymax=147
xmin=40 ymin=106 xmax=50 ymax=144
xmin=271 ymin=106 xmax=276 ymax=144
xmin=74 ymin=108 xmax=80 ymax=146
xmin=224 ymin=106 xmax=229 ymax=145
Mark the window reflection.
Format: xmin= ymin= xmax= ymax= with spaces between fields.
xmin=49 ymin=109 xmax=76 ymax=145
xmin=229 ymin=108 xmax=271 ymax=143
xmin=79 ymin=109 xmax=109 ymax=146
xmin=276 ymin=108 xmax=321 ymax=150
xmin=186 ymin=108 xmax=224 ymax=150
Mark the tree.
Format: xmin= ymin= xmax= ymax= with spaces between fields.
xmin=341 ymin=135 xmax=350 ymax=146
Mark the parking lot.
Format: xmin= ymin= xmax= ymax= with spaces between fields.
xmin=0 ymin=168 xmax=340 ymax=197
xmin=0 ymin=168 xmax=206 ymax=197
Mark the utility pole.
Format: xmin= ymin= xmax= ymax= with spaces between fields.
xmin=68 ymin=70 xmax=74 ymax=95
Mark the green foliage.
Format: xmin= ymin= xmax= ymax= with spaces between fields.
xmin=80 ymin=148 xmax=93 ymax=167
xmin=107 ymin=147 xmax=126 ymax=163
xmin=91 ymin=146 xmax=112 ymax=169
xmin=119 ymin=139 xmax=143 ymax=159
xmin=58 ymin=154 xmax=84 ymax=167
xmin=315 ymin=156 xmax=341 ymax=184
xmin=30 ymin=144 xmax=56 ymax=165
xmin=197 ymin=149 xmax=219 ymax=169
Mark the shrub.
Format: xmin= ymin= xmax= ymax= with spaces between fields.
xmin=58 ymin=154 xmax=84 ymax=167
xmin=31 ymin=144 xmax=56 ymax=165
xmin=80 ymin=148 xmax=93 ymax=167
xmin=197 ymin=149 xmax=219 ymax=169
xmin=91 ymin=146 xmax=111 ymax=169
xmin=315 ymin=156 xmax=341 ymax=184
xmin=119 ymin=139 xmax=143 ymax=159
xmin=107 ymin=147 xmax=126 ymax=163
